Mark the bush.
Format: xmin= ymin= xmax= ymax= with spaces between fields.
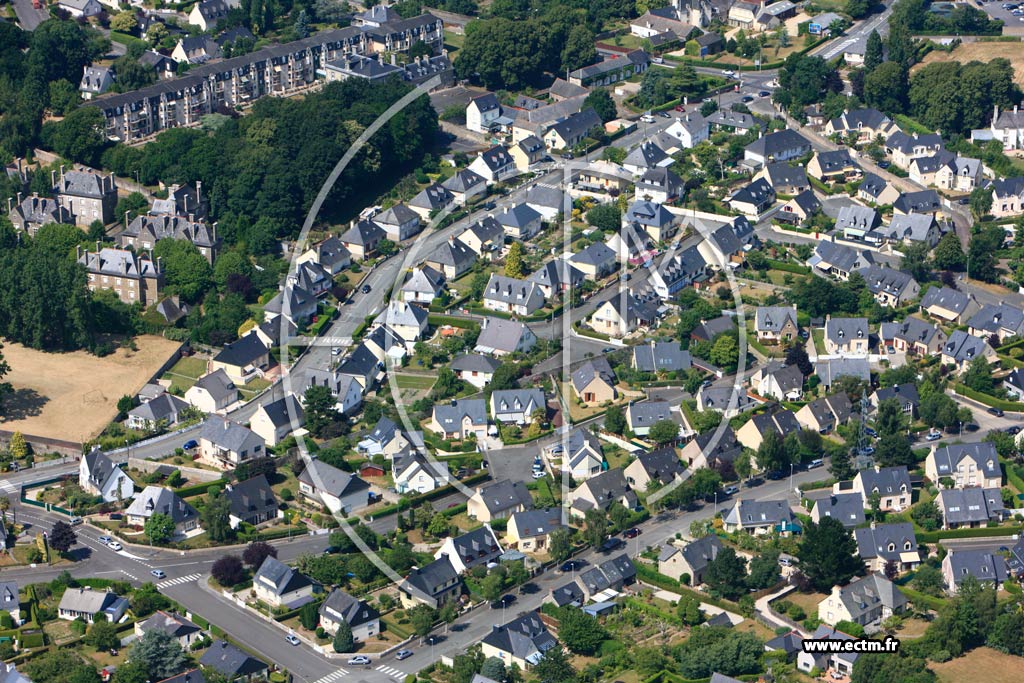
xmin=787 ymin=604 xmax=806 ymax=621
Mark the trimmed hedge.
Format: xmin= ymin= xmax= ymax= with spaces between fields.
xmin=1006 ymin=463 xmax=1024 ymax=495
xmin=916 ymin=525 xmax=1018 ymax=543
xmin=765 ymin=259 xmax=811 ymax=275
xmin=898 ymin=585 xmax=947 ymax=612
xmin=175 ymin=479 xmax=227 ymax=499
xmin=427 ymin=314 xmax=479 ymax=330
xmin=954 ymin=384 xmax=1024 ymax=412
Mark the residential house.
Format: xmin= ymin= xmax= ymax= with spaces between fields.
xmin=297 ymin=459 xmax=370 ymax=514
xmin=893 ymin=189 xmax=943 ymax=217
xmin=694 ymin=32 xmax=724 ymax=56
xmin=510 ymin=137 xmax=546 ymax=172
xmin=886 ymin=131 xmax=944 ymax=169
xmin=6 ymin=195 xmax=73 ymax=235
xmin=808 ymin=241 xmax=876 ymax=280
xmin=466 ymin=93 xmax=502 ymax=133
xmin=807 ymin=149 xmax=861 ymax=184
xmin=835 ymin=205 xmax=881 ymax=243
xmin=568 ymin=468 xmax=637 ymax=519
xmin=77 ymin=246 xmax=164 ymax=306
xmin=354 ymin=416 xmax=416 ymax=460
xmin=810 ymin=493 xmax=866 ymax=528
xmin=823 ymin=316 xmax=869 ymax=355
xmin=568 ymin=240 xmax=617 ymax=278
xmin=184 ymin=370 xmax=238 ymax=414
xmin=883 ymin=316 xmax=946 ymax=356
xmin=624 ymin=200 xmax=679 ymax=242
xmin=252 ymin=556 xmax=317 ymax=609
xmin=625 ymin=400 xmax=673 ymax=437
xmin=339 ymin=220 xmax=385 ymax=261
xmin=754 ymin=305 xmax=798 ymax=344
xmin=844 ymin=466 xmax=912 ymax=512
xmin=303 ymin=368 xmax=362 ymax=416
xmin=393 ymin=452 xmax=447 ymax=495
xmin=490 ymin=388 xmax=547 ymax=425
xmin=649 ymin=245 xmax=708 ymax=298
xmin=199 ymin=641 xmax=269 ymax=681
xmin=135 ymin=612 xmax=203 ymax=649
xmin=528 ymin=258 xmax=585 ymax=298
xmin=523 ymin=183 xmax=564 ymax=222
xmin=171 ymin=36 xmax=221 ymax=64
xmin=222 ymin=475 xmax=279 ymax=532
xmin=429 ymin=398 xmax=489 ymax=441
xmin=695 ymin=385 xmax=758 ymax=418
xmin=318 ymin=589 xmax=380 ymax=641
xmin=824 ymin=109 xmax=896 ymax=144
xmin=125 ymin=486 xmax=200 ymax=539
xmin=0 ymin=583 xmax=18 ymax=627
xmin=764 ymin=631 xmax=805 ymax=663
xmin=496 ymin=204 xmax=543 ymax=240
xmin=853 ymin=522 xmax=920 ymax=573
xmin=458 ymin=216 xmax=505 ymax=257
xmin=879 ymin=213 xmax=942 ymax=248
xmin=925 ymin=442 xmax=1002 ymax=489
xmin=755 ymin=162 xmax=810 ymax=194
xmin=590 ymin=294 xmax=658 ymax=338
xmin=562 ymin=428 xmax=605 ymax=481
xmin=624 ymin=447 xmax=685 ymax=490
xmin=797 ymin=625 xmax=861 ymax=677
xmin=990 ymin=177 xmax=1024 ymax=218
xmin=722 ymin=499 xmax=797 ymax=535
xmin=735 ymin=409 xmax=801 ymax=451
xmin=442 ymin=169 xmax=488 ymax=205
xmin=857 ymin=172 xmax=901 ymax=206
xmin=262 ymin=283 xmax=317 ymax=327
xmin=658 ymin=535 xmax=724 ymax=584
xmin=425 ymin=237 xmax=476 ymax=280
xmin=57 ymin=588 xmax=128 ymax=623
xmin=691 ymin=314 xmax=735 ymax=342
xmin=573 ymin=161 xmax=633 ymax=194
xmin=632 ymin=341 xmax=692 ymax=374
xmin=817 ymin=574 xmax=907 ymax=628
xmin=434 ymin=525 xmax=503 ymax=574
xmin=469 ymin=146 xmax=518 ymax=184
xmin=409 ymin=183 xmax=455 ymax=220
xmin=631 ymin=7 xmax=692 ymax=38
xmin=482 ymin=274 xmax=546 ymax=316
xmin=506 ymin=509 xmax=565 ymax=553
xmin=79 ymin=447 xmax=134 ymax=503
xmin=568 ymin=50 xmax=649 ymax=87
xmin=664 ymin=114 xmax=710 ymax=150
xmin=708 ymin=109 xmax=763 ymax=133
xmin=859 ymin=266 xmax=920 ymax=308
xmin=921 ymin=286 xmax=980 ymax=325
xmin=967 ymin=302 xmax=1024 ymax=342
xmin=401 ymin=265 xmax=445 ymax=304
xmin=80 ymin=65 xmax=114 ymax=100
xmin=398 ymin=557 xmax=462 ymax=608
xmin=209 ymin=333 xmax=271 ymax=384
xmin=698 ymin=224 xmax=746 ymax=268
xmin=795 ymin=393 xmax=853 ymax=434
xmin=727 ymin=178 xmax=776 ymax=217
xmin=728 ymin=0 xmax=760 ymax=27
xmin=623 ymin=141 xmax=672 ymax=177
xmin=941 ymin=330 xmax=998 ymax=374
xmin=59 ymin=0 xmax=102 ymax=17
xmin=450 ymin=354 xmax=501 ymax=389
xmin=373 ymin=299 xmax=429 ymax=349
xmin=869 ymin=383 xmax=920 ymax=418
xmin=480 ymin=613 xmax=558 ymax=670
xmin=815 ymin=358 xmax=871 ymax=392
xmin=467 ymin=480 xmax=533 ymax=523
xmin=374 ymin=204 xmax=421 ymax=242
xmin=543 ymin=109 xmax=603 ymax=151
xmin=935 ymin=487 xmax=1005 ymax=529
xmin=1005 ymin=367 xmax=1024 ymax=400
xmin=744 ymin=129 xmax=812 ymax=167
xmin=126 ymin=393 xmax=189 ymax=431
xmin=249 ymin=395 xmax=304 ymax=447
xmin=475 ymin=317 xmax=537 ymax=357
xmin=753 ymin=362 xmax=804 ymax=401
xmin=197 ymin=416 xmax=265 ymax=470
xmin=636 ymin=167 xmax=685 ymax=204
xmin=188 ymin=0 xmax=234 ymax=30
xmin=942 ymin=549 xmax=1010 ymax=594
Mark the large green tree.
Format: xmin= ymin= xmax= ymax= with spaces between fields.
xmin=864 ymin=62 xmax=907 ymax=114
xmin=932 ymin=232 xmax=966 ymax=271
xmin=144 ymin=512 xmax=176 ymax=545
xmin=798 ymin=517 xmax=864 ymax=591
xmin=557 ymin=607 xmax=607 ymax=655
xmin=131 ymin=630 xmax=187 ymax=680
xmin=304 ymin=384 xmax=340 ymax=438
xmin=704 ymin=546 xmax=748 ymax=600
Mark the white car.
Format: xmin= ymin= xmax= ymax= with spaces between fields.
xmin=108 ymin=541 xmax=123 ymax=551
xmin=926 ymin=431 xmax=943 ymax=441
xmin=285 ymin=634 xmax=300 ymax=646
xmin=348 ymin=656 xmax=371 ymax=666
xmin=532 ymin=471 xmax=546 ymax=479
xmin=723 ymin=70 xmax=736 ymax=78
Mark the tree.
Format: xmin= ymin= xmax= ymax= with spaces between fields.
xmin=49 ymin=520 xmax=78 ymax=554
xmin=114 ymin=191 xmax=150 ymax=225
xmin=146 ymin=22 xmax=168 ymax=47
xmin=830 ymin=448 xmax=854 ymax=481
xmin=676 ymin=627 xmax=765 ymax=679
xmin=604 ymin=406 xmax=626 ymax=434
xmin=25 ymin=650 xmax=102 ymax=683
xmin=969 ymin=186 xmax=994 ymax=219
xmin=747 ymin=551 xmax=780 ymax=589
xmin=887 ymin=20 xmax=915 ymax=70
xmin=900 ymin=241 xmax=932 ymax=282
xmin=864 ymin=30 xmax=884 ymax=73
xmin=532 ymin=646 xmax=576 ymax=683
xmin=557 ymin=607 xmax=606 ymax=655
xmin=864 ymin=62 xmax=907 ymax=114
xmin=709 ymin=333 xmax=739 ymax=370
xmin=44 ymin=107 xmax=108 ymax=167
xmin=144 ymin=512 xmax=176 ymax=545
xmin=911 ymin=501 xmax=943 ymax=532
xmin=561 ymin=25 xmax=597 ymax=73
xmin=912 ymin=564 xmax=945 ymax=596
xmin=875 ymin=433 xmax=915 ymax=468
xmin=987 ymin=610 xmax=1024 ymax=655
xmin=201 ymin=488 xmax=234 ymax=543
xmin=131 ymin=629 xmax=187 ymax=680
xmin=648 ymin=419 xmax=679 ymax=445
xmin=9 ymin=430 xmax=28 ymax=459
xmin=705 ymin=546 xmax=748 ymax=600
xmin=774 ymin=54 xmax=841 ymax=110
xmin=798 ymin=517 xmax=864 ymax=591
xmin=0 ymin=344 xmax=10 ymax=414
xmin=130 ymin=583 xmax=170 ymax=618
xmin=408 ymin=604 xmax=437 ymax=637
xmin=582 ymin=508 xmax=608 ymax=550
xmin=875 ymin=398 xmax=907 ymax=437
xmin=299 ymin=600 xmax=320 ymax=630
xmin=455 ymin=19 xmax=548 ymax=90
xmin=304 ymin=384 xmax=340 ymax=438
xmin=153 ymin=239 xmax=213 ymax=303
xmin=480 ymin=657 xmax=507 ymax=682
xmin=211 ymin=555 xmax=246 ymax=586
xmin=333 ymin=620 xmax=355 ymax=652
xmin=243 ymin=541 xmax=277 ymax=568
xmin=756 ymin=430 xmax=786 ymax=472
xmin=48 ymin=79 xmax=79 ymax=116
xmin=583 ymin=89 xmax=616 ymax=123
xmin=111 ymin=11 xmax=139 ymax=33
xmin=548 ymin=527 xmax=573 ymax=562
xmin=963 ymin=356 xmax=995 ymax=394
xmin=785 ymin=343 xmax=813 ymax=376
xmin=85 ymin=619 xmax=120 ymax=651
xmin=505 ymin=242 xmax=524 ymax=278
xmin=933 ymin=232 xmax=966 ymax=271
xmin=112 ymin=661 xmax=149 ymax=683
xmin=677 ymin=592 xmax=704 ymax=624
xmin=967 ymin=225 xmax=1004 ymax=283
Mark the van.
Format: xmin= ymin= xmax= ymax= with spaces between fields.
xmin=68 ymin=516 xmax=84 ymax=526
xmin=807 ymin=458 xmax=824 ymax=470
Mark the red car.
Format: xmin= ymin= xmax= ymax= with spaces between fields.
xmin=623 ymin=528 xmax=642 ymax=539
xmin=674 ymin=105 xmax=685 ymax=112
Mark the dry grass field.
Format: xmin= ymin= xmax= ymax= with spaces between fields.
xmin=932 ymin=647 xmax=1024 ymax=683
xmin=0 ymin=336 xmax=182 ymax=441
xmin=915 ymin=42 xmax=1024 ymax=87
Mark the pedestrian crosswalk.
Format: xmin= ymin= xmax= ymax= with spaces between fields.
xmin=311 ymin=668 xmax=349 ymax=683
xmin=157 ymin=573 xmax=202 ymax=589
xmin=0 ymin=480 xmax=19 ymax=494
xmin=376 ymin=665 xmax=407 ymax=679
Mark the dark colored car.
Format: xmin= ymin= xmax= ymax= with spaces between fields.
xmin=490 ymin=594 xmax=516 ymax=609
xmin=361 ymin=284 xmax=372 ymax=294
xmin=988 ymin=407 xmax=1005 ymax=417
xmin=560 ymin=560 xmax=585 ymax=572
xmin=424 ymin=635 xmax=443 ymax=645
xmin=741 ymin=95 xmax=754 ymax=103
xmin=766 ymin=470 xmax=785 ymax=480
xmin=964 ymin=423 xmax=980 ymax=432
xmin=864 ymin=427 xmax=878 ymax=438
xmin=601 ymin=537 xmax=626 ymax=553
xmin=744 ymin=477 xmax=764 ymax=488
xmin=183 ymin=439 xmax=198 ymax=450
xmin=623 ymin=527 xmax=642 ymax=538
xmin=1006 ymin=425 xmax=1021 ymax=435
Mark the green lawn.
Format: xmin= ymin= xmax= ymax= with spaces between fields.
xmin=812 ymin=329 xmax=826 ymax=356
xmin=238 ymin=378 xmax=271 ymax=400
xmin=162 ymin=356 xmax=208 ymax=393
xmin=443 ymin=29 xmax=465 ymax=52
xmin=394 ymin=374 xmax=437 ymax=390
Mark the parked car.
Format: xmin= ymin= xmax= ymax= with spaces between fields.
xmin=623 ymin=527 xmax=642 ymax=538
xmin=108 ymin=542 xmax=123 ymax=551
xmin=723 ymin=70 xmax=736 ymax=77
xmin=600 ymin=537 xmax=626 ymax=553
xmin=964 ymin=423 xmax=980 ymax=432
xmin=864 ymin=427 xmax=878 ymax=438
xmin=807 ymin=458 xmax=824 ymax=470
xmin=109 ymin=513 xmax=122 ymax=521
xmin=348 ymin=656 xmax=371 ymax=665
xmin=361 ymin=284 xmax=372 ymax=294
xmin=859 ymin=446 xmax=875 ymax=456
xmin=560 ymin=560 xmax=585 ymax=572
xmin=744 ymin=477 xmax=764 ymax=488
xmin=741 ymin=95 xmax=754 ymax=103
xmin=150 ymin=569 xmax=166 ymax=579
xmin=1007 ymin=425 xmax=1021 ymax=435
xmin=926 ymin=430 xmax=943 ymax=441
xmin=988 ymin=407 xmax=1005 ymax=417
xmin=722 ymin=485 xmax=740 ymax=496
xmin=602 ymin=347 xmax=616 ymax=353
xmin=532 ymin=470 xmax=546 ymax=479
xmin=766 ymin=470 xmax=785 ymax=480
xmin=490 ymin=594 xmax=516 ymax=609
xmin=424 ymin=635 xmax=443 ymax=645
xmin=68 ymin=516 xmax=84 ymax=526
xmin=396 ymin=650 xmax=413 ymax=660
xmin=98 ymin=536 xmax=112 ymax=545
xmin=759 ymin=90 xmax=770 ymax=97
xmin=183 ymin=439 xmax=198 ymax=450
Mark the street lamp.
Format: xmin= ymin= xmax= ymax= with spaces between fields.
xmin=789 ymin=463 xmax=795 ymax=499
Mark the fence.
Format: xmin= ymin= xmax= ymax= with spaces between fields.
xmin=0 ymin=430 xmax=82 ymax=458
xmin=128 ymin=457 xmax=222 ymax=483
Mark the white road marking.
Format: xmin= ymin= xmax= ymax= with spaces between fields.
xmin=311 ymin=668 xmax=350 ymax=683
xmin=375 ymin=666 xmax=406 ymax=679
xmin=157 ymin=573 xmax=203 ymax=589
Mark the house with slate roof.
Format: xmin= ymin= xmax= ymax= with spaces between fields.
xmin=496 ymin=204 xmax=543 ymax=241
xmin=425 ymin=237 xmax=477 ymax=280
xmin=624 ymin=446 xmax=685 ymax=490
xmin=80 ymin=447 xmax=135 ymax=503
xmin=399 ymin=556 xmax=462 ymax=608
xmin=925 ymin=442 xmax=1002 ymax=489
xmin=752 ymin=361 xmax=804 ymax=401
xmin=429 ymin=399 xmax=488 ymax=440
xmin=815 ymin=358 xmax=871 ymax=392
xmin=401 ymin=265 xmax=446 ymax=304
xmin=490 ymin=389 xmax=547 ymax=425
xmin=135 ymin=611 xmax=203 ymax=649
xmin=941 ymin=330 xmax=998 ymax=374
xmin=185 ymin=370 xmax=238 ymax=413
xmin=506 ymin=509 xmax=565 ymax=553
xmin=297 ymin=459 xmax=370 ymax=514
xmin=658 ymin=534 xmax=724 ymax=584
xmin=58 ymin=587 xmax=128 ymax=623
xmin=632 ymin=341 xmax=692 ymax=373
xmin=755 ymin=305 xmax=798 ymax=344
xmin=249 ymin=394 xmax=304 ymax=447
xmin=810 ymin=492 xmax=865 ymax=528
xmin=624 ymin=200 xmax=679 ymax=242
xmin=893 ymin=189 xmax=943 ymax=216
xmin=807 ymin=149 xmax=861 ymax=183
xmin=795 ymin=393 xmax=852 ymax=434
xmin=55 ymin=168 xmax=118 ymax=226
xmin=886 ymin=131 xmax=944 ymax=169
xmin=127 ymin=392 xmax=189 ymax=431
xmin=468 ymin=480 xmax=533 ymax=523
xmin=374 ymin=203 xmax=421 ymax=242
xmin=224 ymin=475 xmax=280 ymax=528
xmin=125 ymin=486 xmax=200 ymax=539
xmin=935 ymin=487 xmax=1005 ymax=529
xmin=561 ymin=428 xmax=605 ymax=480
xmin=844 ymin=466 xmax=912 ymax=512
xmin=942 ymin=549 xmax=1010 ymax=594
xmin=755 ymin=162 xmax=810 ymax=194
xmin=77 ymin=246 xmax=164 ymax=306
xmin=859 ymin=265 xmax=920 ymax=308
xmin=480 ymin=612 xmax=558 ymax=670
xmin=568 ymin=468 xmax=636 ymax=519
xmin=409 ymin=182 xmax=454 ymax=220
xmin=722 ymin=499 xmax=796 ymax=535
xmin=475 ymin=318 xmax=536 ymax=357
xmin=393 ymin=452 xmax=447 ymax=495
xmin=921 ymin=286 xmax=979 ymax=325
xmin=209 ymin=333 xmax=271 ymax=384
xmin=818 ymin=573 xmax=907 ymax=629
xmin=319 ymin=589 xmax=380 ymax=641
xmin=854 ymin=522 xmax=919 ymax=573
xmin=198 ymin=416 xmax=265 ymax=469
xmin=572 ymin=358 xmax=617 ymax=405
xmin=435 ymin=525 xmax=503 ymax=574
xmin=808 ymin=241 xmax=875 ymax=280
xmin=824 ymin=316 xmax=869 ymax=355
xmin=825 ymin=109 xmax=897 ymax=143
xmin=199 ymin=641 xmax=269 ymax=680
xmin=543 ymin=109 xmax=603 ymax=151
xmin=6 ymin=195 xmax=73 ymax=235
xmin=744 ymin=129 xmax=811 ymax=167
xmin=483 ymin=274 xmax=546 ymax=316
xmin=450 ymin=353 xmax=501 ymax=389
xmin=624 ymin=400 xmax=673 ymax=437
xmin=649 ymin=245 xmax=709 ymax=298
xmin=590 ymin=294 xmax=659 ymax=338
xmin=967 ymin=302 xmax=1024 ymax=342
xmin=469 ymin=145 xmax=518 ymax=184
xmin=528 ymin=258 xmax=585 ymax=298
xmin=253 ymin=556 xmax=317 ymax=608
xmin=727 ymin=177 xmax=776 ymax=217
xmin=857 ymin=172 xmax=901 ymax=205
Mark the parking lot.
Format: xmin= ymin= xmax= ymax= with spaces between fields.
xmin=976 ymin=0 xmax=1024 ymax=34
